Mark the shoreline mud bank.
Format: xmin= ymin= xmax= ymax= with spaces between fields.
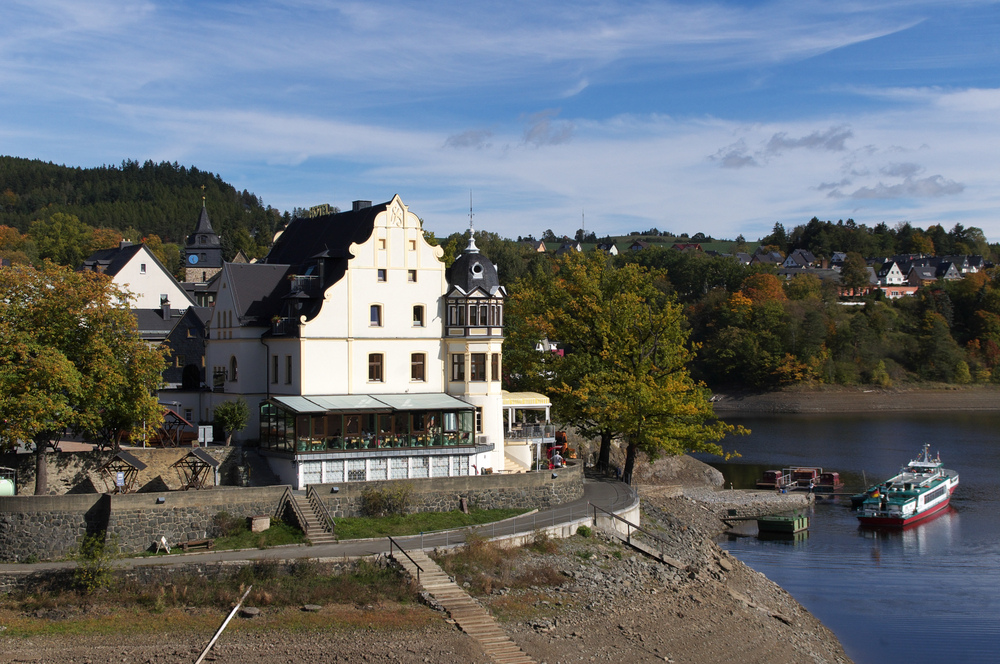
xmin=711 ymin=385 xmax=1000 ymax=414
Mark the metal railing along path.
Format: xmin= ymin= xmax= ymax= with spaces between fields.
xmin=387 ymin=535 xmax=423 ymax=582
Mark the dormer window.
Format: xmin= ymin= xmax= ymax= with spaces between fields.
xmin=471 ymin=262 xmax=484 ymax=279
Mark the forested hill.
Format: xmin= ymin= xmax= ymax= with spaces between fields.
xmin=0 ymin=156 xmax=285 ymax=255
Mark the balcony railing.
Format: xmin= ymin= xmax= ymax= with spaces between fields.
xmin=505 ymin=424 xmax=556 ymax=441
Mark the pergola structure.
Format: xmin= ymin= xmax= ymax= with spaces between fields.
xmin=171 ymin=448 xmax=220 ymax=490
xmin=155 ymin=407 xmax=195 ymax=447
xmin=101 ymin=451 xmax=147 ymax=494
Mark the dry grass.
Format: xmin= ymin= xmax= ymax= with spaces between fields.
xmin=3 ymin=558 xmax=418 ymax=629
xmin=0 ymin=603 xmax=439 ymax=639
xmin=434 ymin=533 xmax=566 ymax=595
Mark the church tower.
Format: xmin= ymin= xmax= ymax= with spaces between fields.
xmin=444 ymin=220 xmax=506 ymax=471
xmin=183 ymin=196 xmax=224 ymax=282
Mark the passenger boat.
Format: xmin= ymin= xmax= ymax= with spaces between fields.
xmin=756 ymin=467 xmax=843 ymax=492
xmin=856 ymin=444 xmax=959 ymax=527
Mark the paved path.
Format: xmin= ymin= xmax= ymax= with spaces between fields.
xmin=0 ymin=476 xmax=636 ymax=573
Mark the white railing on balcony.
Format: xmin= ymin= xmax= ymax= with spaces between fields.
xmin=505 ymin=424 xmax=556 ymax=441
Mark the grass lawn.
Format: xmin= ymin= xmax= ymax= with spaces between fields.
xmin=334 ymin=508 xmax=529 ymax=540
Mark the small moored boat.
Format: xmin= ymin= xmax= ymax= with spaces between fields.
xmin=756 ymin=467 xmax=843 ymax=492
xmin=857 ymin=444 xmax=959 ymax=527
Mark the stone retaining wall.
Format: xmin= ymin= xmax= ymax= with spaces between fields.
xmin=0 ymin=464 xmax=585 ymax=561
xmin=312 ymin=462 xmax=584 ymax=517
xmin=105 ymin=486 xmax=289 ymax=554
xmin=0 ymin=494 xmax=108 ymax=562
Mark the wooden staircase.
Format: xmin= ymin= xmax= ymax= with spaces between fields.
xmin=392 ymin=547 xmax=536 ymax=664
xmin=290 ymin=494 xmax=336 ymax=545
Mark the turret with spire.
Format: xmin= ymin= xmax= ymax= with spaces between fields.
xmin=183 ymin=188 xmax=224 ymax=282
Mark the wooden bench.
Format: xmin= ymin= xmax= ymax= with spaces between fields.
xmin=179 ymin=538 xmax=215 ymax=552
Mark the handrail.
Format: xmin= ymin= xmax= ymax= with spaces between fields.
xmin=589 ymin=501 xmax=670 ymax=555
xmin=281 ymin=486 xmax=310 ymax=537
xmin=388 ymin=535 xmax=423 ymax=582
xmin=306 ymin=485 xmax=336 ymax=538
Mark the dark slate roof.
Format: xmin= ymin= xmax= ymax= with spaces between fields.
xmin=264 ymin=201 xmax=388 ymax=267
xmin=448 ymin=237 xmax=502 ymax=295
xmin=80 ymin=243 xmax=145 ymax=276
xmin=909 ymin=265 xmax=938 ymax=280
xmin=225 ymin=262 xmax=295 ymax=325
xmin=187 ymin=205 xmax=220 ymax=247
xmin=134 ymin=308 xmax=182 ymax=340
xmin=133 ymin=306 xmax=212 ymax=341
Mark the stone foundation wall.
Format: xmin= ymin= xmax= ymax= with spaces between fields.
xmin=105 ymin=486 xmax=289 ymax=554
xmin=313 ymin=462 xmax=584 ymax=517
xmin=0 ymin=494 xmax=108 ymax=562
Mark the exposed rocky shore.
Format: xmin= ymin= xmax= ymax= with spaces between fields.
xmin=711 ymin=385 xmax=1000 ymax=414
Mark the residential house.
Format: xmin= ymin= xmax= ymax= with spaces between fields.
xmin=782 ymin=249 xmax=817 ymax=269
xmin=907 ymin=265 xmax=939 ymax=287
xmin=750 ymin=250 xmax=784 ymax=267
xmin=81 ymin=241 xmax=196 ymax=309
xmin=875 ymin=260 xmax=905 ymax=286
xmin=554 ymin=241 xmax=582 ymax=256
xmin=136 ymin=304 xmax=212 ymax=390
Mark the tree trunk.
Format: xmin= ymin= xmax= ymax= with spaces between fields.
xmin=225 ymin=432 xmax=232 ymax=447
xmin=622 ymin=442 xmax=638 ymax=486
xmin=597 ymin=430 xmax=612 ymax=472
xmin=34 ymin=436 xmax=49 ymax=496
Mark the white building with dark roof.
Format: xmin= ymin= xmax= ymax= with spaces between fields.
xmin=81 ymin=241 xmax=195 ymax=309
xmin=184 ymin=196 xmax=516 ymax=488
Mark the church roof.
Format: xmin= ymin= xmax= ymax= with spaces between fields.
xmin=187 ymin=205 xmax=221 ymax=248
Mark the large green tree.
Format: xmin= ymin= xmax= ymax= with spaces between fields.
xmin=507 ymin=252 xmax=741 ymax=483
xmin=0 ymin=263 xmax=166 ymax=493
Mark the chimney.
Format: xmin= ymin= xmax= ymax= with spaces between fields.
xmin=352 ymin=200 xmax=371 ymax=212
xmin=160 ymin=296 xmax=170 ymax=320
xmin=119 ymin=240 xmax=133 ymax=249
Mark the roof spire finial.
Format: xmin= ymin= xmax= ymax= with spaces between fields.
xmin=201 ymin=184 xmax=206 ymax=208
xmin=465 ymin=189 xmax=479 ymax=253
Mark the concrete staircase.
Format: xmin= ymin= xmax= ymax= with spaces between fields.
xmin=392 ymin=548 xmax=536 ymax=664
xmin=291 ymin=494 xmax=336 ymax=545
xmin=503 ymin=451 xmax=531 ymax=474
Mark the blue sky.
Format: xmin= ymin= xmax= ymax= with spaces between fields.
xmin=3 ymin=1 xmax=1000 ymax=243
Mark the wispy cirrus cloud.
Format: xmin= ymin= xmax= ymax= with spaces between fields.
xmin=444 ymin=129 xmax=495 ymax=150
xmin=830 ymin=175 xmax=965 ymax=200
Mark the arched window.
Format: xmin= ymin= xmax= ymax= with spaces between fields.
xmin=229 ymin=356 xmax=238 ymax=382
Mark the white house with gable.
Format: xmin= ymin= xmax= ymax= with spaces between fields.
xmin=81 ymin=241 xmax=195 ymax=309
xmin=193 ymin=196 xmax=513 ymax=488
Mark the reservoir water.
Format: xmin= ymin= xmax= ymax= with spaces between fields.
xmin=695 ymin=412 xmax=1000 ymax=664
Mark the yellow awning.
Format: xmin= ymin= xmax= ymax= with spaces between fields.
xmin=502 ymin=390 xmax=551 ymax=407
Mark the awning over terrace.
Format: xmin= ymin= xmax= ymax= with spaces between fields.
xmin=269 ymin=393 xmax=473 ymax=414
xmin=501 ymin=390 xmax=552 ymax=431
